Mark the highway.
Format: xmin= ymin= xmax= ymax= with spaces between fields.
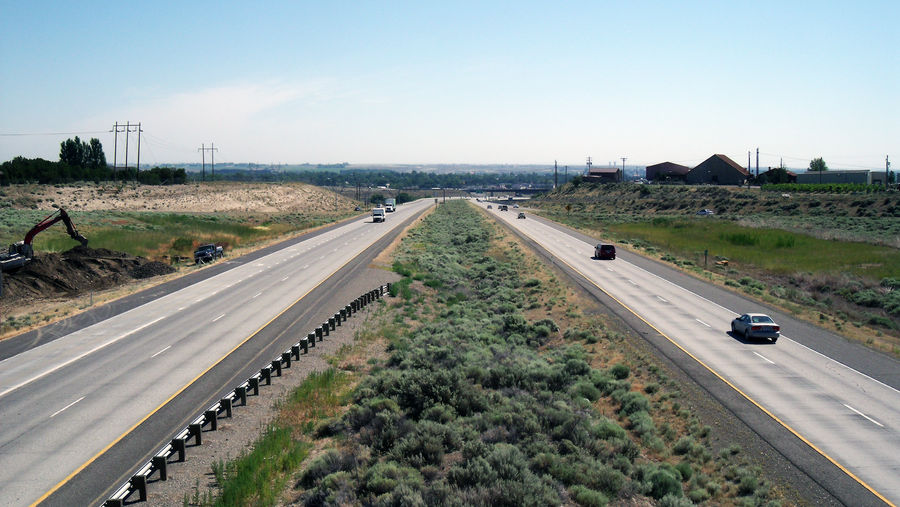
xmin=480 ymin=201 xmax=900 ymax=506
xmin=0 ymin=199 xmax=433 ymax=507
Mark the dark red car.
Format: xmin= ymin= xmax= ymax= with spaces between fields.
xmin=594 ymin=244 xmax=616 ymax=260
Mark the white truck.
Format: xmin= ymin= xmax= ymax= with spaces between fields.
xmin=384 ymin=198 xmax=396 ymax=212
xmin=372 ymin=207 xmax=386 ymax=222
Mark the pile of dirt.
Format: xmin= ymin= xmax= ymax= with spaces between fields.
xmin=1 ymin=245 xmax=174 ymax=305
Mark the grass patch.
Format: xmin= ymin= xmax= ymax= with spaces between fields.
xmin=609 ymin=219 xmax=900 ymax=280
xmin=211 ymin=425 xmax=312 ymax=506
xmin=0 ymin=209 xmax=348 ymax=261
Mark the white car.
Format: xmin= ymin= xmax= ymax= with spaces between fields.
xmin=731 ymin=313 xmax=780 ymax=342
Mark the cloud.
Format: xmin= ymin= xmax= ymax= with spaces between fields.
xmin=78 ymin=79 xmax=340 ymax=162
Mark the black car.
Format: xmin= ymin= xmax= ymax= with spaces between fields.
xmin=194 ymin=243 xmax=224 ymax=264
xmin=594 ymin=244 xmax=616 ymax=260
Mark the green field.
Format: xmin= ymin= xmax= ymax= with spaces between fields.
xmin=609 ymin=217 xmax=900 ymax=281
xmin=0 ymin=209 xmax=350 ymax=260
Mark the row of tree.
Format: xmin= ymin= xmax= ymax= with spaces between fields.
xmin=0 ymin=156 xmax=188 ymax=185
xmin=0 ymin=137 xmax=186 ymax=185
xmin=204 ymin=168 xmax=555 ymax=189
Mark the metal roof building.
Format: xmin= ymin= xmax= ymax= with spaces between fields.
xmin=685 ymin=154 xmax=750 ymax=185
xmin=646 ymin=161 xmax=691 ymax=181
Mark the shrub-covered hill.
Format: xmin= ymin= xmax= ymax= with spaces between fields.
xmin=294 ymin=200 xmax=779 ymax=505
xmin=538 ymin=182 xmax=899 ymax=220
xmin=533 ymin=182 xmax=900 ymax=247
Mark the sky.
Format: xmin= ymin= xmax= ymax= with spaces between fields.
xmin=1 ymin=1 xmax=897 ymax=170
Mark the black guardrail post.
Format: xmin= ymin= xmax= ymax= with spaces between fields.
xmin=282 ymin=352 xmax=291 ymax=368
xmin=249 ymin=376 xmax=260 ymax=395
xmin=301 ymin=337 xmax=308 ymax=354
xmin=322 ymin=322 xmax=330 ymax=336
xmin=152 ymin=456 xmax=167 ymax=481
xmin=316 ymin=327 xmax=323 ymax=341
xmin=221 ymin=397 xmax=232 ymax=418
xmin=329 ymin=316 xmax=336 ymax=330
xmin=261 ymin=367 xmax=271 ymax=385
xmin=172 ymin=437 xmax=186 ymax=461
xmin=236 ymin=386 xmax=247 ymax=406
xmin=336 ymin=311 xmax=343 ymax=325
xmin=205 ymin=410 xmax=218 ymax=431
xmin=271 ymin=359 xmax=282 ymax=377
xmin=130 ymin=475 xmax=147 ymax=502
xmin=189 ymin=423 xmax=202 ymax=445
xmin=291 ymin=344 xmax=300 ymax=359
xmin=308 ymin=332 xmax=316 ymax=348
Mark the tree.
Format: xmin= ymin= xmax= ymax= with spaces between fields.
xmin=808 ymin=157 xmax=828 ymax=172
xmin=59 ymin=136 xmax=86 ymax=167
xmin=86 ymin=138 xmax=107 ymax=169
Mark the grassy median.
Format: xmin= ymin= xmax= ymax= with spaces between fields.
xmin=206 ymin=200 xmax=783 ymax=506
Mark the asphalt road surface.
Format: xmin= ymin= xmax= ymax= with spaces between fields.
xmin=481 ymin=201 xmax=899 ymax=506
xmin=0 ymin=200 xmax=432 ymax=507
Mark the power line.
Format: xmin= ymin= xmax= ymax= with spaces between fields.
xmin=0 ymin=130 xmax=109 ymax=136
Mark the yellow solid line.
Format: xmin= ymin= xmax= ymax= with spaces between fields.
xmin=31 ymin=217 xmax=406 ymax=506
xmin=502 ymin=214 xmax=894 ymax=507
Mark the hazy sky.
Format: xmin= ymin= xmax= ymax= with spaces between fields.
xmin=1 ymin=1 xmax=896 ymax=170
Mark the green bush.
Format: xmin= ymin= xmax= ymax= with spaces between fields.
xmin=609 ymin=363 xmax=630 ymax=380
xmin=648 ymin=469 xmax=683 ymax=499
xmin=617 ymin=391 xmax=650 ymax=416
xmin=569 ymin=484 xmax=609 ymax=506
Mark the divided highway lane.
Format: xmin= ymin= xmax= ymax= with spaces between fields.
xmin=0 ymin=200 xmax=433 ymax=507
xmin=482 ymin=203 xmax=899 ymax=505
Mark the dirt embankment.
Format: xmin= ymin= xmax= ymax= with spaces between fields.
xmin=2 ymin=181 xmax=356 ymax=214
xmin=1 ymin=246 xmax=173 ymax=311
xmin=0 ymin=182 xmax=357 ymax=333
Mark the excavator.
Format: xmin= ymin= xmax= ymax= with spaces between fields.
xmin=0 ymin=207 xmax=88 ymax=273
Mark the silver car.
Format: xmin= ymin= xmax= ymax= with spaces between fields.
xmin=731 ymin=313 xmax=780 ymax=342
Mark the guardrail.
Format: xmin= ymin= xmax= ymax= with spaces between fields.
xmin=104 ymin=283 xmax=392 ymax=507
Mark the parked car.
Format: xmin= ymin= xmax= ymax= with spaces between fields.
xmin=731 ymin=313 xmax=780 ymax=342
xmin=487 ymin=205 xmax=492 ymax=209
xmin=499 ymin=205 xmax=509 ymax=211
xmin=696 ymin=209 xmax=715 ymax=215
xmin=513 ymin=204 xmax=519 ymax=208
xmin=517 ymin=212 xmax=526 ymax=219
xmin=194 ymin=243 xmax=224 ymax=264
xmin=594 ymin=244 xmax=616 ymax=260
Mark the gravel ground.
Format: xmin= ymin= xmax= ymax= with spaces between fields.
xmin=142 ymin=266 xmax=398 ymax=506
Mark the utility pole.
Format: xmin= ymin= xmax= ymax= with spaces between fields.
xmin=134 ymin=123 xmax=142 ymax=181
xmin=887 ymin=155 xmax=891 ymax=188
xmin=621 ymin=157 xmax=627 ymax=182
xmin=124 ymin=122 xmax=138 ymax=179
xmin=747 ymin=151 xmax=751 ymax=173
xmin=198 ymin=144 xmax=218 ymax=182
xmin=198 ymin=144 xmax=206 ymax=181
xmin=554 ymin=160 xmax=558 ymax=189
xmin=755 ymin=147 xmax=759 ymax=179
xmin=111 ymin=122 xmax=124 ymax=180
xmin=565 ymin=165 xmax=568 ymax=184
xmin=586 ymin=156 xmax=592 ymax=175
xmin=211 ymin=143 xmax=217 ymax=180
